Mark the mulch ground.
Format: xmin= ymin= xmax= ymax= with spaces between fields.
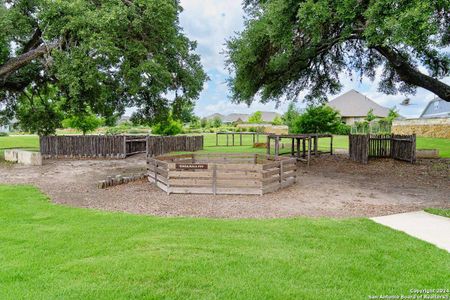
xmin=1 ymin=154 xmax=448 ymax=218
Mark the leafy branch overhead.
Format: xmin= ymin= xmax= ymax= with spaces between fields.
xmin=226 ymin=0 xmax=450 ymax=105
xmin=0 ymin=0 xmax=207 ymax=130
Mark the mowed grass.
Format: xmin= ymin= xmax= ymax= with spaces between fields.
xmin=425 ymin=208 xmax=450 ymax=218
xmin=1 ymin=185 xmax=449 ymax=299
xmin=1 ymin=134 xmax=449 ymax=158
xmin=0 ymin=135 xmax=39 ymax=160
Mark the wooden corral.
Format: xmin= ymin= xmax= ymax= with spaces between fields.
xmin=349 ymin=134 xmax=416 ymax=164
xmin=147 ymin=153 xmax=297 ymax=195
xmin=40 ymin=135 xmax=203 ymax=159
xmin=266 ymin=134 xmax=334 ymax=166
xmin=146 ymin=135 xmax=204 ymax=157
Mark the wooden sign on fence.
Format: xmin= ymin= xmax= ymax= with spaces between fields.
xmin=175 ymin=163 xmax=208 ymax=170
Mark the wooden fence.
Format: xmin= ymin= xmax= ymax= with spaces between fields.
xmin=148 ymin=153 xmax=297 ymax=195
xmin=146 ymin=135 xmax=204 ymax=157
xmin=349 ymin=134 xmax=416 ymax=164
xmin=40 ymin=135 xmax=204 ymax=159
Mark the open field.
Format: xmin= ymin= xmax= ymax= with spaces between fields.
xmin=1 ymin=185 xmax=449 ymax=299
xmin=2 ymin=134 xmax=448 ymax=158
xmin=0 ymin=135 xmax=39 ymax=160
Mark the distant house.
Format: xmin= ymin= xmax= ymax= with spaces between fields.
xmin=419 ymin=98 xmax=450 ymax=119
xmin=206 ymin=111 xmax=281 ymax=124
xmin=328 ymin=90 xmax=390 ymax=125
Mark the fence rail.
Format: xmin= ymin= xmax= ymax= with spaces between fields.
xmin=40 ymin=135 xmax=204 ymax=159
xmin=349 ymin=134 xmax=416 ymax=164
xmin=146 ymin=135 xmax=204 ymax=157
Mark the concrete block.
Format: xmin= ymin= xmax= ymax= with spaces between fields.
xmin=17 ymin=151 xmax=43 ymax=166
xmin=4 ymin=149 xmax=18 ymax=162
xmin=416 ymin=149 xmax=440 ymax=159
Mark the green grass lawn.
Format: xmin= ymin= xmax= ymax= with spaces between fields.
xmin=0 ymin=135 xmax=40 ymax=160
xmin=425 ymin=208 xmax=450 ymax=218
xmin=0 ymin=185 xmax=449 ymax=299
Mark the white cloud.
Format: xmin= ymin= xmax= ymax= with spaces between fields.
xmin=180 ymin=0 xmax=244 ymax=75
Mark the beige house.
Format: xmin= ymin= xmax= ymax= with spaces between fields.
xmin=328 ymin=90 xmax=390 ymax=125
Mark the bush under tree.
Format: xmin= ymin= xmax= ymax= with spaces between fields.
xmin=292 ymin=105 xmax=343 ymax=134
xmin=152 ymin=117 xmax=183 ymax=136
xmin=62 ymin=112 xmax=104 ymax=135
xmin=248 ymin=111 xmax=263 ymax=124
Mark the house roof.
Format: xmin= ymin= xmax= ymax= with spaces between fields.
xmin=223 ymin=113 xmax=249 ymax=123
xmin=260 ymin=111 xmax=281 ymax=122
xmin=205 ymin=113 xmax=225 ymax=120
xmin=328 ymin=90 xmax=390 ymax=118
xmin=420 ymin=98 xmax=450 ymax=118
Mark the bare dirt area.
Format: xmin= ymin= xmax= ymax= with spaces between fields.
xmin=0 ymin=154 xmax=448 ymax=218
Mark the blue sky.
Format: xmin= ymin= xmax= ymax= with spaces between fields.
xmin=179 ymin=0 xmax=449 ymax=118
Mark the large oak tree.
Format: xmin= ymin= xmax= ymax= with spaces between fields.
xmin=226 ymin=0 xmax=450 ymax=105
xmin=0 ymin=0 xmax=207 ymax=132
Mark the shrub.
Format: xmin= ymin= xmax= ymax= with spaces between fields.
xmin=62 ymin=113 xmax=104 ymax=135
xmin=0 ymin=132 xmax=9 ymax=137
xmin=292 ymin=105 xmax=342 ymax=134
xmin=152 ymin=119 xmax=183 ymax=136
xmin=248 ymin=111 xmax=263 ymax=124
xmin=335 ymin=123 xmax=351 ymax=135
xmin=271 ymin=115 xmax=283 ymax=125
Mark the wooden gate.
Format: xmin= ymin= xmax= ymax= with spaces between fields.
xmin=349 ymin=134 xmax=416 ymax=164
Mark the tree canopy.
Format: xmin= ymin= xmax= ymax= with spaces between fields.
xmin=226 ymin=0 xmax=450 ymax=105
xmin=0 ymin=0 xmax=207 ymax=131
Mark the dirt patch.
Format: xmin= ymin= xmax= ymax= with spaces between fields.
xmin=1 ymin=154 xmax=448 ymax=218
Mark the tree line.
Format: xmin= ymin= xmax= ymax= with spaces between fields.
xmin=1 ymin=0 xmax=448 ymax=136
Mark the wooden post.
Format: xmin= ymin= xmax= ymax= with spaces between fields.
xmin=314 ymin=134 xmax=318 ymax=156
xmin=240 ymin=132 xmax=243 ymax=146
xmin=253 ymin=133 xmax=256 ymax=146
xmin=302 ymin=138 xmax=306 ymax=158
xmin=291 ymin=138 xmax=295 ymax=157
xmin=232 ymin=133 xmax=235 ymax=146
xmin=226 ymin=133 xmax=229 ymax=147
xmin=275 ymin=136 xmax=280 ymax=158
xmin=296 ymin=138 xmax=300 ymax=159
xmin=330 ymin=135 xmax=333 ymax=155
xmin=267 ymin=136 xmax=271 ymax=155
xmin=123 ymin=135 xmax=127 ymax=158
xmin=307 ymin=137 xmax=311 ymax=167
xmin=216 ymin=133 xmax=219 ymax=146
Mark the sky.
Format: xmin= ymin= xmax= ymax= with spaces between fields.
xmin=178 ymin=0 xmax=449 ymax=118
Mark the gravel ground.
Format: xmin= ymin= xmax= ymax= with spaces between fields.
xmin=0 ymin=154 xmax=448 ymax=218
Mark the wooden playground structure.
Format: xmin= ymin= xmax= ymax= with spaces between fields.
xmin=266 ymin=134 xmax=334 ymax=165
